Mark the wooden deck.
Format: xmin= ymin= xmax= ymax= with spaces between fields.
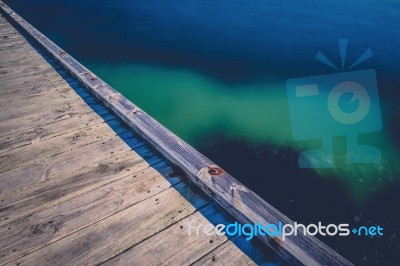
xmin=0 ymin=1 xmax=354 ymax=265
xmin=0 ymin=11 xmax=280 ymax=266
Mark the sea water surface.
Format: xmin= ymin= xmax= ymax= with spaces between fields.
xmin=4 ymin=0 xmax=400 ymax=264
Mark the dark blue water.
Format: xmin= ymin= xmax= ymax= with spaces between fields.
xmin=4 ymin=0 xmax=400 ymax=264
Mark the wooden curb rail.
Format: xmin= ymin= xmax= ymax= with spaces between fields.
xmin=0 ymin=1 xmax=353 ymax=265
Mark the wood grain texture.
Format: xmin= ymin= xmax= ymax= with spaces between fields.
xmin=0 ymin=112 xmax=103 ymax=151
xmin=0 ymin=72 xmax=62 ymax=95
xmin=0 ymin=78 xmax=72 ymax=99
xmin=104 ymin=203 xmax=232 ymax=266
xmin=0 ymin=52 xmax=42 ymax=67
xmin=192 ymin=240 xmax=257 ymax=266
xmin=0 ymin=95 xmax=85 ymax=123
xmin=0 ymin=148 xmax=158 ymax=227
xmin=0 ymin=120 xmax=119 ymax=173
xmin=0 ymin=35 xmax=24 ymax=45
xmin=11 ymin=182 xmax=211 ymax=266
xmin=0 ymin=2 xmax=352 ymax=265
xmin=0 ymin=135 xmax=130 ymax=195
xmin=0 ymin=163 xmax=177 ymax=264
xmin=0 ymin=84 xmax=73 ymax=111
xmin=0 ymin=101 xmax=96 ymax=136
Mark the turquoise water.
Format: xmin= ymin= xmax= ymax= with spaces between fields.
xmin=88 ymin=63 xmax=400 ymax=202
xmin=88 ymin=64 xmax=290 ymax=143
xmin=5 ymin=0 xmax=400 ymax=264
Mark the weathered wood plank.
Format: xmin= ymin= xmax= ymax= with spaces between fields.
xmin=104 ymin=204 xmax=229 ymax=266
xmin=0 ymin=28 xmax=17 ymax=35
xmin=0 ymin=145 xmax=162 ymax=227
xmin=0 ymin=85 xmax=84 ymax=112
xmin=0 ymin=68 xmax=59 ymax=86
xmin=0 ymin=84 xmax=73 ymax=111
xmin=0 ymin=133 xmax=129 ymax=195
xmin=0 ymin=30 xmax=20 ymax=37
xmin=0 ymin=76 xmax=71 ymax=97
xmin=0 ymin=112 xmax=102 ymax=151
xmin=0 ymin=19 xmax=14 ymax=26
xmin=0 ymin=66 xmax=57 ymax=82
xmin=0 ymin=90 xmax=91 ymax=122
xmin=0 ymin=38 xmax=24 ymax=47
xmin=0 ymin=62 xmax=56 ymax=79
xmin=0 ymin=24 xmax=20 ymax=32
xmin=0 ymin=32 xmax=26 ymax=42
xmin=0 ymin=46 xmax=38 ymax=58
xmin=0 ymin=32 xmax=22 ymax=40
xmin=0 ymin=162 xmax=177 ymax=264
xmin=0 ymin=50 xmax=41 ymax=66
xmin=0 ymin=121 xmax=123 ymax=174
xmin=0 ymin=35 xmax=23 ymax=45
xmin=0 ymin=57 xmax=43 ymax=71
xmin=0 ymin=144 xmax=164 ymax=210
xmin=0 ymin=34 xmax=24 ymax=45
xmin=0 ymin=67 xmax=60 ymax=84
xmin=0 ymin=101 xmax=97 ymax=136
xmin=192 ymin=227 xmax=285 ymax=266
xmin=0 ymin=65 xmax=57 ymax=78
xmin=10 ymin=182 xmax=211 ymax=265
xmin=192 ymin=240 xmax=257 ymax=266
xmin=0 ymin=41 xmax=30 ymax=53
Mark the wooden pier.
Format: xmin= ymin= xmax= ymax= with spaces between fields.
xmin=0 ymin=1 xmax=352 ymax=265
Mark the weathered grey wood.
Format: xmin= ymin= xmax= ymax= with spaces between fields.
xmin=0 ymin=148 xmax=161 ymax=227
xmin=0 ymin=77 xmax=71 ymax=98
xmin=0 ymin=112 xmax=103 ymax=151
xmin=104 ymin=204 xmax=229 ymax=266
xmin=0 ymin=135 xmax=129 ymax=196
xmin=0 ymin=63 xmax=56 ymax=77
xmin=0 ymin=63 xmax=55 ymax=80
xmin=0 ymin=67 xmax=57 ymax=85
xmin=0 ymin=68 xmax=60 ymax=85
xmin=0 ymin=27 xmax=17 ymax=34
xmin=0 ymin=121 xmax=121 ymax=174
xmin=0 ymin=35 xmax=23 ymax=45
xmin=0 ymin=93 xmax=86 ymax=122
xmin=10 ymin=183 xmax=211 ymax=265
xmin=0 ymin=58 xmax=48 ymax=72
xmin=0 ymin=39 xmax=24 ymax=48
xmin=0 ymin=1 xmax=352 ymax=265
xmin=0 ymin=51 xmax=41 ymax=66
xmin=0 ymin=42 xmax=30 ymax=54
xmin=0 ymin=28 xmax=17 ymax=35
xmin=0 ymin=46 xmax=38 ymax=58
xmin=192 ymin=240 xmax=257 ymax=266
xmin=0 ymin=84 xmax=73 ymax=111
xmin=0 ymin=31 xmax=20 ymax=38
xmin=0 ymin=163 xmax=176 ymax=264
xmin=0 ymin=35 xmax=24 ymax=45
xmin=0 ymin=101 xmax=94 ymax=136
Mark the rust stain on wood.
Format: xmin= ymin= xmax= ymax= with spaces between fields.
xmin=207 ymin=165 xmax=223 ymax=176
